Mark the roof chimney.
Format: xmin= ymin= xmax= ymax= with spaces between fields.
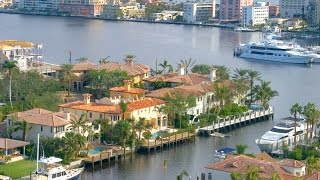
xmin=83 ymin=93 xmax=92 ymax=105
xmin=66 ymin=111 xmax=70 ymax=121
xmin=178 ymin=64 xmax=186 ymax=76
xmin=209 ymin=66 xmax=217 ymax=82
xmin=123 ymin=80 xmax=132 ymax=91
xmin=125 ymin=55 xmax=134 ymax=67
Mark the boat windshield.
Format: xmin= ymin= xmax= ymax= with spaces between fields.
xmin=270 ymin=128 xmax=292 ymax=133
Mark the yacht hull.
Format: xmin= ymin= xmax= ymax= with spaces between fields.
xmin=240 ymin=53 xmax=311 ymax=64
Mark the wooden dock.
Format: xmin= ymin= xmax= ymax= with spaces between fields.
xmin=139 ymin=131 xmax=195 ymax=152
xmin=198 ymin=107 xmax=274 ymax=136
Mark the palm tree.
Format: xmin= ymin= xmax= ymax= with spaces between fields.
xmin=150 ymin=68 xmax=163 ymax=76
xmin=306 ymin=156 xmax=320 ymax=174
xmin=290 ymin=103 xmax=303 ymax=145
xmin=236 ymin=144 xmax=248 ymax=154
xmin=231 ymin=172 xmax=243 ymax=180
xmin=15 ymin=120 xmax=31 ymax=141
xmin=215 ymin=65 xmax=230 ymax=80
xmin=245 ymin=166 xmax=260 ymax=180
xmin=176 ymin=169 xmax=189 ymax=180
xmin=179 ymin=58 xmax=196 ymax=74
xmin=159 ymin=60 xmax=173 ymax=75
xmin=214 ymin=83 xmax=235 ymax=108
xmin=61 ymin=64 xmax=77 ymax=97
xmin=119 ymin=100 xmax=128 ymax=120
xmin=304 ymin=103 xmax=316 ymax=139
xmin=232 ymin=69 xmax=249 ymax=104
xmin=99 ymin=56 xmax=110 ymax=64
xmin=125 ymin=54 xmax=135 ymax=60
xmin=253 ymin=81 xmax=278 ymax=109
xmin=70 ymin=114 xmax=87 ymax=135
xmin=3 ymin=60 xmax=18 ymax=108
xmin=76 ymin=57 xmax=89 ymax=63
xmin=247 ymin=70 xmax=261 ymax=103
xmin=135 ymin=117 xmax=147 ymax=141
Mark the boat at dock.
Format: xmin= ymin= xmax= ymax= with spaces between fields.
xmin=255 ymin=117 xmax=309 ymax=154
xmin=213 ymin=147 xmax=236 ymax=160
xmin=210 ymin=132 xmax=232 ymax=138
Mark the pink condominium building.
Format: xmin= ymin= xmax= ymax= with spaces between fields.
xmin=219 ymin=0 xmax=254 ymax=21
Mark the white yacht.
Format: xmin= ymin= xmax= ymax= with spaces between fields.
xmin=33 ymin=157 xmax=84 ymax=180
xmin=235 ymin=39 xmax=314 ymax=64
xmin=32 ymin=134 xmax=84 ymax=180
xmin=255 ymin=117 xmax=309 ymax=154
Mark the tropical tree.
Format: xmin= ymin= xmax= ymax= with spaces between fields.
xmin=232 ymin=69 xmax=249 ymax=104
xmin=304 ymin=103 xmax=316 ymax=139
xmin=3 ymin=60 xmax=18 ymax=108
xmin=213 ymin=82 xmax=235 ymax=108
xmin=231 ymin=172 xmax=243 ymax=180
xmin=270 ymin=173 xmax=280 ymax=180
xmin=113 ymin=120 xmax=132 ymax=148
xmin=150 ymin=68 xmax=163 ymax=76
xmin=70 ymin=114 xmax=87 ymax=135
xmin=247 ymin=70 xmax=261 ymax=103
xmin=159 ymin=60 xmax=173 ymax=75
xmin=216 ymin=65 xmax=230 ymax=80
xmin=191 ymin=64 xmax=211 ymax=75
xmin=179 ymin=58 xmax=196 ymax=74
xmin=61 ymin=64 xmax=77 ymax=97
xmin=134 ymin=117 xmax=147 ymax=141
xmin=306 ymin=156 xmax=320 ymax=174
xmin=99 ymin=56 xmax=110 ymax=64
xmin=245 ymin=166 xmax=260 ymax=180
xmin=253 ymin=81 xmax=278 ymax=109
xmin=125 ymin=54 xmax=135 ymax=60
xmin=15 ymin=120 xmax=31 ymax=141
xmin=76 ymin=57 xmax=89 ymax=63
xmin=176 ymin=169 xmax=189 ymax=180
xmin=236 ymin=144 xmax=248 ymax=154
xmin=290 ymin=103 xmax=303 ymax=145
xmin=119 ymin=100 xmax=128 ymax=120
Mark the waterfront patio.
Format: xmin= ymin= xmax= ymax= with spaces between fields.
xmin=0 ymin=138 xmax=30 ymax=163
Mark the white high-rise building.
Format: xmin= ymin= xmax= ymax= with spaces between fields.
xmin=280 ymin=0 xmax=309 ymax=19
xmin=183 ymin=1 xmax=216 ymax=23
xmin=241 ymin=2 xmax=269 ymax=27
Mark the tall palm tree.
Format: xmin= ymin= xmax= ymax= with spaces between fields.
xmin=290 ymin=103 xmax=303 ymax=145
xmin=159 ymin=60 xmax=173 ymax=75
xmin=99 ymin=56 xmax=110 ymax=64
xmin=306 ymin=156 xmax=320 ymax=174
xmin=120 ymin=100 xmax=128 ymax=120
xmin=231 ymin=172 xmax=243 ymax=180
xmin=180 ymin=58 xmax=196 ymax=74
xmin=216 ymin=65 xmax=230 ymax=81
xmin=70 ymin=114 xmax=87 ymax=135
xmin=214 ymin=83 xmax=235 ymax=108
xmin=76 ymin=57 xmax=89 ymax=63
xmin=253 ymin=81 xmax=278 ymax=109
xmin=61 ymin=64 xmax=77 ymax=97
xmin=247 ymin=70 xmax=261 ymax=103
xmin=176 ymin=169 xmax=189 ymax=180
xmin=3 ymin=60 xmax=18 ymax=108
xmin=15 ymin=120 xmax=31 ymax=141
xmin=245 ymin=166 xmax=260 ymax=180
xmin=232 ymin=69 xmax=249 ymax=104
xmin=134 ymin=117 xmax=147 ymax=141
xmin=304 ymin=103 xmax=316 ymax=139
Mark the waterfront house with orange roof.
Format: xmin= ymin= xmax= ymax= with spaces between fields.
xmin=6 ymin=108 xmax=100 ymax=142
xmin=59 ymin=93 xmax=168 ymax=129
xmin=206 ymin=154 xmax=307 ymax=180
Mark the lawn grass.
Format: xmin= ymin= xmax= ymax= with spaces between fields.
xmin=0 ymin=159 xmax=36 ymax=179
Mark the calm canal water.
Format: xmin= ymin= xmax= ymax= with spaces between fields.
xmin=2 ymin=13 xmax=320 ymax=179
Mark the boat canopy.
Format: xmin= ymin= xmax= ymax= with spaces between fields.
xmin=216 ymin=147 xmax=236 ymax=154
xmin=40 ymin=157 xmax=62 ymax=164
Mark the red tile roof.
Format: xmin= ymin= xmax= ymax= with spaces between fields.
xmin=72 ymin=61 xmax=96 ymax=71
xmin=110 ymin=86 xmax=145 ymax=94
xmin=207 ymin=155 xmax=295 ymax=180
xmin=144 ymin=73 xmax=210 ymax=85
xmin=0 ymin=138 xmax=30 ymax=149
xmin=127 ymin=98 xmax=165 ymax=112
xmin=95 ymin=61 xmax=150 ymax=76
xmin=9 ymin=108 xmax=70 ymax=127
xmin=281 ymin=159 xmax=306 ymax=168
xmin=304 ymin=172 xmax=320 ymax=180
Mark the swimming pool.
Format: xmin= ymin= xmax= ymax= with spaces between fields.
xmin=152 ymin=130 xmax=169 ymax=139
xmin=88 ymin=147 xmax=104 ymax=155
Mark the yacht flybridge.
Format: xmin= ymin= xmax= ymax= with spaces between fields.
xmin=255 ymin=117 xmax=310 ymax=154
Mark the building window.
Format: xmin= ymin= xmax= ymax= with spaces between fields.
xmin=197 ymin=109 xmax=199 ymax=114
xmin=51 ymin=127 xmax=53 ymax=133
xmin=100 ymin=114 xmax=103 ymax=119
xmin=89 ymin=112 xmax=92 ymax=118
xmin=41 ymin=126 xmax=43 ymax=132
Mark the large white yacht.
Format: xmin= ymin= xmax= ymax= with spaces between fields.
xmin=255 ymin=117 xmax=309 ymax=153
